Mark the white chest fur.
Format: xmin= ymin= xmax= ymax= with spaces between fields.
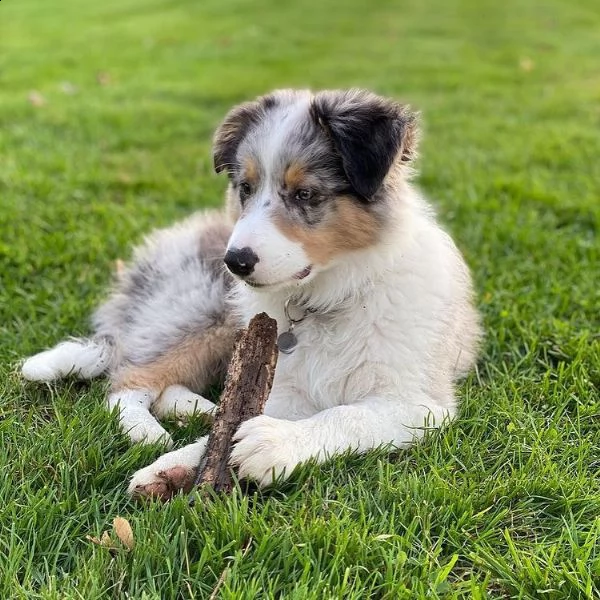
xmin=232 ymin=209 xmax=478 ymax=423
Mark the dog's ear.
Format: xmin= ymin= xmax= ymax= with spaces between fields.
xmin=213 ymin=94 xmax=280 ymax=175
xmin=213 ymin=100 xmax=262 ymax=175
xmin=311 ymin=89 xmax=418 ymax=200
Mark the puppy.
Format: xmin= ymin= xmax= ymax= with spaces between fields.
xmin=23 ymin=89 xmax=481 ymax=499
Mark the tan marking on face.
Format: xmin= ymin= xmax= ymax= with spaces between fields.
xmin=274 ymin=196 xmax=381 ymax=265
xmin=112 ymin=322 xmax=237 ymax=394
xmin=284 ymin=163 xmax=307 ymax=190
xmin=243 ymin=157 xmax=259 ymax=186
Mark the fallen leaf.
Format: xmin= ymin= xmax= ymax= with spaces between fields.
xmin=113 ymin=516 xmax=135 ymax=550
xmin=96 ymin=71 xmax=112 ymax=86
xmin=519 ymin=57 xmax=534 ymax=72
xmin=59 ymin=81 xmax=78 ymax=95
xmin=86 ymin=530 xmax=116 ymax=549
xmin=28 ymin=91 xmax=46 ymax=107
xmin=85 ymin=535 xmax=103 ymax=546
xmin=117 ymin=172 xmax=133 ymax=184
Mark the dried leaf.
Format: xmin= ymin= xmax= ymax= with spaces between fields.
xmin=85 ymin=535 xmax=103 ymax=546
xmin=519 ymin=57 xmax=534 ymax=72
xmin=101 ymin=530 xmax=113 ymax=547
xmin=28 ymin=91 xmax=46 ymax=107
xmin=59 ymin=81 xmax=78 ymax=95
xmin=113 ymin=516 xmax=135 ymax=550
xmin=117 ymin=172 xmax=133 ymax=185
xmin=96 ymin=71 xmax=112 ymax=86
xmin=86 ymin=531 xmax=116 ymax=549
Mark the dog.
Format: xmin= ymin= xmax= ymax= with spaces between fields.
xmin=22 ymin=89 xmax=482 ymax=500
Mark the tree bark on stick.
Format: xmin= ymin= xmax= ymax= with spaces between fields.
xmin=193 ymin=312 xmax=278 ymax=494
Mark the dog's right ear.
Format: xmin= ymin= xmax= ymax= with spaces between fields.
xmin=213 ymin=94 xmax=280 ymax=175
xmin=213 ymin=100 xmax=262 ymax=175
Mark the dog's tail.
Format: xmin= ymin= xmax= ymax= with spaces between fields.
xmin=21 ymin=337 xmax=115 ymax=382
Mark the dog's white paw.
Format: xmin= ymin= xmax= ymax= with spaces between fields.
xmin=125 ymin=419 xmax=173 ymax=447
xmin=152 ymin=384 xmax=216 ymax=420
xmin=22 ymin=340 xmax=111 ymax=382
xmin=21 ymin=351 xmax=60 ymax=381
xmin=128 ymin=437 xmax=208 ymax=501
xmin=107 ymin=390 xmax=173 ymax=447
xmin=230 ymin=415 xmax=305 ymax=487
xmin=128 ymin=463 xmax=195 ymax=501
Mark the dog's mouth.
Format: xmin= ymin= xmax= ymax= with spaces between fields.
xmin=293 ymin=266 xmax=312 ymax=280
xmin=245 ymin=266 xmax=313 ymax=289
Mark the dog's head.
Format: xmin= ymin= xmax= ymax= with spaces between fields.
xmin=214 ymin=89 xmax=418 ymax=290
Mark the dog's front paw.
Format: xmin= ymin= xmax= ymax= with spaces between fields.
xmin=230 ymin=415 xmax=305 ymax=487
xmin=128 ymin=464 xmax=196 ymax=501
xmin=127 ymin=437 xmax=208 ymax=501
xmin=107 ymin=391 xmax=174 ymax=447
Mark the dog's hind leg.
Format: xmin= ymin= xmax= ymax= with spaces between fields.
xmin=109 ymin=325 xmax=234 ymax=446
xmin=107 ymin=387 xmax=172 ymax=446
xmin=152 ymin=384 xmax=216 ymax=420
xmin=21 ymin=337 xmax=114 ymax=382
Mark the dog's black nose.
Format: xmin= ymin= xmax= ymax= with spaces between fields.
xmin=224 ymin=247 xmax=259 ymax=277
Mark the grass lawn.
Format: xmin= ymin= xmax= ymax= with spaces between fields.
xmin=1 ymin=0 xmax=599 ymax=597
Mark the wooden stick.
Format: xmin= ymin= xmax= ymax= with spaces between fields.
xmin=192 ymin=312 xmax=278 ymax=495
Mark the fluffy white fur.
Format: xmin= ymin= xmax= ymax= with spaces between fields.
xmin=22 ymin=339 xmax=112 ymax=382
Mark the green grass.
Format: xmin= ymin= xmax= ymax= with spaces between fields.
xmin=1 ymin=0 xmax=599 ymax=597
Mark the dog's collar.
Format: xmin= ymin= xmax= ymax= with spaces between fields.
xmin=276 ymin=297 xmax=316 ymax=354
xmin=276 ymin=285 xmax=360 ymax=354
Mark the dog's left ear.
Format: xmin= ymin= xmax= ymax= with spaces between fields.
xmin=311 ymin=89 xmax=418 ymax=200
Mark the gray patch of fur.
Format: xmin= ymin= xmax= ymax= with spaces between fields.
xmin=93 ymin=211 xmax=236 ymax=369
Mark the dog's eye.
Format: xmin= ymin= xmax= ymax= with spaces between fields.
xmin=295 ymin=189 xmax=313 ymax=202
xmin=239 ymin=182 xmax=252 ymax=202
